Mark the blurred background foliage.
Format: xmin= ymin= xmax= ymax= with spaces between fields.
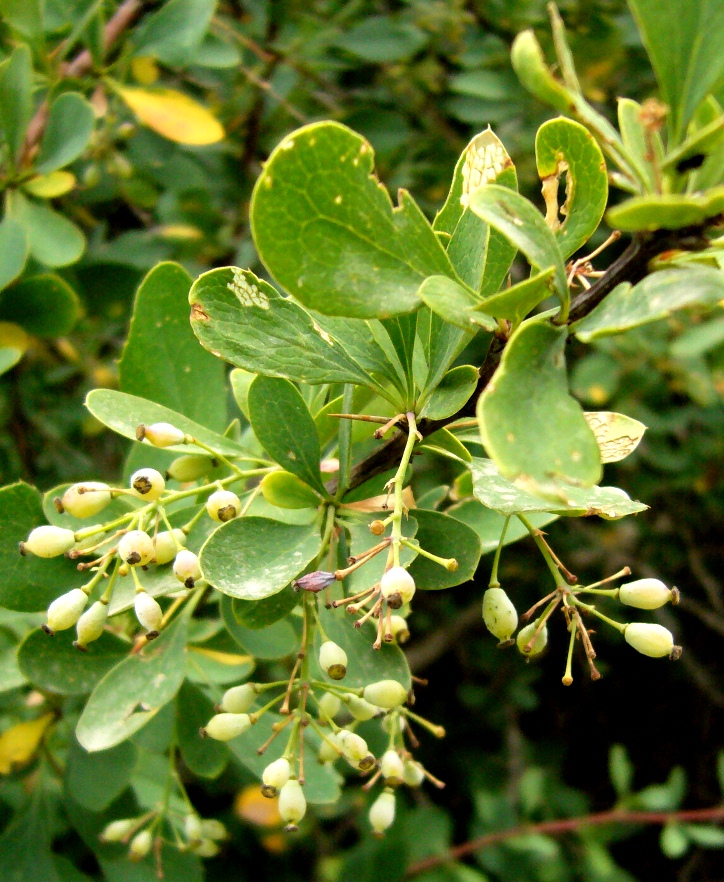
xmin=0 ymin=1 xmax=723 ymax=880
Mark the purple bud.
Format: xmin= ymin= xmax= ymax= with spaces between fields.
xmin=292 ymin=571 xmax=337 ymax=593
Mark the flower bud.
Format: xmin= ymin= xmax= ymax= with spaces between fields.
xmin=345 ymin=695 xmax=380 ymax=721
xmin=293 ymin=570 xmax=336 ymax=593
xmin=20 ymin=525 xmax=76 ymax=558
xmin=137 ymin=422 xmax=185 ymax=447
xmin=369 ymin=789 xmax=396 ymax=835
xmin=318 ymin=731 xmax=342 ymax=763
xmin=134 ymin=592 xmax=162 ymax=634
xmin=191 ymin=838 xmax=220 ymax=858
xmin=624 ymin=623 xmax=676 ymax=658
xmin=130 ymin=467 xmax=165 ymax=501
xmin=402 ymin=759 xmax=425 ymax=787
xmin=336 ymin=729 xmax=371 ymax=763
xmin=199 ymin=819 xmax=227 ymax=840
xmin=382 ymin=714 xmax=406 ymax=735
xmin=363 ymin=680 xmax=408 ymax=709
xmin=60 ymin=482 xmax=112 ymax=518
xmin=118 ymin=530 xmax=154 ymax=566
xmin=261 ymin=757 xmax=291 ymax=798
xmin=206 ymin=489 xmax=241 ymax=523
xmin=74 ymin=600 xmax=108 ymax=649
xmin=173 ymin=549 xmax=202 ymax=588
xmin=317 ymin=691 xmax=341 ymax=720
xmin=369 ymin=520 xmax=386 ymax=536
xmin=45 ymin=588 xmax=88 ymax=634
xmin=184 ymin=814 xmax=203 ymax=842
xmin=129 ymin=829 xmax=153 ymax=861
xmin=319 ymin=640 xmax=347 ymax=680
xmin=619 ymin=579 xmax=674 ymax=610
xmin=166 ymin=454 xmax=215 ymax=482
xmin=201 ymin=712 xmax=252 ymax=741
xmin=100 ymin=818 xmax=137 ymax=842
xmin=380 ymin=566 xmax=415 ymax=607
xmin=380 ymin=749 xmax=404 ymax=784
xmin=153 ymin=529 xmax=185 ymax=565
xmin=388 ymin=615 xmax=410 ymax=644
xmin=220 ymin=683 xmax=257 ymax=714
xmin=516 ymin=620 xmax=548 ymax=657
xmin=482 ymin=587 xmax=518 ymax=643
xmin=278 ymin=778 xmax=306 ymax=831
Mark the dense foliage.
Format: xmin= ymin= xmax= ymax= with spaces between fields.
xmin=1 ymin=2 xmax=724 ymax=881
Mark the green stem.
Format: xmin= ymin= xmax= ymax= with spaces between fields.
xmin=100 ymin=558 xmax=121 ymax=603
xmin=390 ymin=413 xmax=419 ymax=567
xmin=188 ymin=437 xmax=247 ymax=477
xmin=400 ymin=538 xmax=455 ymax=570
xmin=489 ymin=515 xmax=510 ymax=588
xmin=517 ymin=514 xmax=567 ymax=588
xmin=570 ymin=597 xmax=626 ymax=633
xmin=336 ymin=384 xmax=354 ymax=499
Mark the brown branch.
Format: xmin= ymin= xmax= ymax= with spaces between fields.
xmin=406 ymin=805 xmax=724 ymax=876
xmin=21 ymin=0 xmax=146 ymax=163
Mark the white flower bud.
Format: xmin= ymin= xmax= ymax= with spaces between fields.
xmin=45 ymin=588 xmax=88 ymax=634
xmin=319 ymin=640 xmax=347 ymax=680
xmin=380 ymin=750 xmax=404 ymax=784
xmin=184 ymin=814 xmax=203 ymax=842
xmin=206 ymin=489 xmax=241 ymax=523
xmin=624 ymin=622 xmax=675 ymax=658
xmin=134 ymin=592 xmax=162 ymax=634
xmin=100 ymin=818 xmax=137 ymax=842
xmin=482 ymin=587 xmax=518 ymax=643
xmin=318 ymin=732 xmax=342 ymax=763
xmin=336 ymin=729 xmax=370 ymax=762
xmin=202 ymin=712 xmax=252 ymax=741
xmin=402 ymin=759 xmax=425 ymax=787
xmin=369 ymin=789 xmax=396 ymax=835
xmin=516 ymin=620 xmax=548 ymax=657
xmin=388 ymin=615 xmax=410 ymax=644
xmin=60 ymin=482 xmax=112 ymax=519
xmin=345 ymin=695 xmax=380 ymax=721
xmin=382 ymin=714 xmax=406 ymax=735
xmin=118 ymin=530 xmax=154 ymax=566
xmin=129 ymin=829 xmax=153 ymax=861
xmin=191 ymin=838 xmax=219 ymax=858
xmin=153 ymin=529 xmax=185 ymax=565
xmin=261 ymin=757 xmax=291 ymax=798
xmin=278 ymin=778 xmax=306 ymax=831
xmin=130 ymin=467 xmax=165 ymax=501
xmin=380 ymin=567 xmax=415 ymax=608
xmin=220 ymin=683 xmax=257 ymax=714
xmin=363 ymin=680 xmax=408 ymax=709
xmin=199 ymin=819 xmax=227 ymax=840
xmin=75 ymin=600 xmax=108 ymax=649
xmin=166 ymin=454 xmax=216 ymax=482
xmin=317 ymin=691 xmax=341 ymax=720
xmin=173 ymin=549 xmax=202 ymax=587
xmin=20 ymin=525 xmax=76 ymax=558
xmin=137 ymin=422 xmax=185 ymax=448
xmin=619 ymin=579 xmax=674 ymax=610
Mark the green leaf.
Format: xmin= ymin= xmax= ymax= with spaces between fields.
xmin=119 ymin=262 xmax=227 ymax=431
xmin=0 ymin=790 xmax=61 ymax=882
xmin=671 ymin=315 xmax=724 ymax=359
xmin=609 ymin=743 xmax=633 ymax=797
xmin=606 ymin=187 xmax=724 ymax=231
xmin=85 ymin=389 xmax=250 ymax=457
xmin=573 ymin=267 xmax=724 ymax=342
xmin=176 ymin=680 xmax=228 ymax=778
xmin=478 ymin=268 xmax=556 ymax=324
xmin=6 ymin=191 xmax=85 ymax=268
xmin=0 ymin=482 xmax=85 ymax=612
xmin=187 ymin=643 xmax=254 ymax=685
xmin=407 ymin=509 xmax=481 ymax=589
xmin=618 ymin=97 xmax=658 ymax=192
xmin=76 ymin=614 xmax=188 ymax=752
xmin=683 ymin=824 xmax=724 ymax=848
xmin=628 ymin=0 xmax=724 ymax=141
xmin=248 ymin=376 xmax=327 ymax=495
xmin=469 ymin=457 xmax=647 ymax=518
xmin=447 ymin=498 xmax=557 ymax=554
xmin=0 ymin=274 xmax=80 ymax=336
xmin=584 ymin=411 xmax=646 ymax=464
xmin=200 ymin=516 xmax=321 ymax=600
xmin=0 ymin=346 xmax=23 ymax=376
xmin=0 ymin=216 xmax=28 ymax=291
xmin=221 ymin=594 xmax=297 ymax=659
xmin=251 ymin=121 xmax=458 ymax=318
xmin=190 ymin=267 xmax=376 ymax=388
xmin=420 ymin=427 xmax=472 ymax=463
xmin=232 ymin=589 xmax=299 ymax=630
xmin=133 ymin=0 xmax=216 ymax=67
xmin=478 ymin=318 xmax=601 ymax=487
xmin=417 ymin=308 xmax=472 ymax=402
xmin=469 ymin=185 xmax=568 ymax=309
xmin=660 ymin=823 xmax=689 ymax=859
xmin=35 ymin=93 xmax=95 ymax=174
xmin=0 ymin=45 xmax=32 ymax=165
xmin=336 ymin=15 xmax=427 ymax=63
xmin=421 ymin=365 xmax=478 ymax=420
xmin=535 ymin=118 xmax=608 ymax=259
xmin=341 ymin=513 xmax=418 ymax=595
xmin=100 ymin=846 xmax=202 ymax=882
xmin=0 ymin=0 xmax=44 ymax=39
xmin=511 ymin=30 xmax=572 ymax=113
xmin=66 ymin=738 xmax=138 ymax=811
xmin=260 ymin=471 xmax=321 ymax=509
xmin=18 ymin=628 xmax=129 ymax=695
xmin=417 ymin=275 xmax=497 ymax=332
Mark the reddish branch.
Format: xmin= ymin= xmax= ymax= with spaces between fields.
xmin=406 ymin=804 xmax=724 ymax=876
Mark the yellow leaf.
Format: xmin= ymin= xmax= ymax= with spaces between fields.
xmin=190 ymin=647 xmax=253 ymax=666
xmin=0 ymin=713 xmax=54 ymax=774
xmin=117 ymin=87 xmax=224 ymax=145
xmin=0 ymin=322 xmax=30 ymax=354
xmin=131 ymin=56 xmax=159 ymax=86
xmin=340 ymin=486 xmax=415 ymax=512
xmin=23 ymin=170 xmax=76 ymax=198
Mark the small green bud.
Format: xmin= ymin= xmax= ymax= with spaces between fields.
xmin=74 ymin=600 xmax=108 ymax=650
xmin=173 ymin=549 xmax=202 ymax=588
xmin=220 ymin=683 xmax=257 ymax=714
xmin=388 ymin=615 xmax=410 ymax=644
xmin=130 ymin=467 xmax=165 ymax=501
xmin=380 ymin=567 xmax=415 ymax=607
xmin=336 ymin=729 xmax=370 ymax=763
xmin=206 ymin=489 xmax=241 ymax=523
xmin=44 ymin=588 xmax=88 ymax=635
xmin=61 ymin=482 xmax=111 ymax=518
xmin=278 ymin=778 xmax=306 ymax=831
xmin=261 ymin=756 xmax=291 ymax=798
xmin=402 ymin=759 xmax=425 ymax=787
xmin=319 ymin=640 xmax=347 ymax=680
xmin=482 ymin=587 xmax=518 ymax=644
xmin=153 ymin=529 xmax=185 ymax=565
xmin=100 ymin=818 xmax=137 ymax=842
xmin=137 ymin=422 xmax=185 ymax=447
xmin=20 ymin=525 xmax=76 ymax=558
xmin=516 ymin=620 xmax=548 ymax=657
xmin=134 ymin=591 xmax=162 ymax=634
xmin=619 ymin=579 xmax=675 ymax=610
xmin=166 ymin=454 xmax=215 ymax=482
xmin=118 ymin=530 xmax=154 ymax=566
xmin=318 ymin=731 xmax=342 ymax=764
xmin=363 ymin=680 xmax=408 ymax=709
xmin=184 ymin=814 xmax=203 ymax=842
xmin=369 ymin=789 xmax=396 ymax=835
xmin=199 ymin=819 xmax=227 ymax=840
xmin=317 ymin=691 xmax=341 ymax=720
xmin=624 ymin=623 xmax=677 ymax=658
xmin=345 ymin=694 xmax=380 ymax=721
xmin=201 ymin=712 xmax=252 ymax=741
xmin=129 ymin=829 xmax=153 ymax=861
xmin=380 ymin=749 xmax=404 ymax=784
xmin=191 ymin=838 xmax=220 ymax=857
